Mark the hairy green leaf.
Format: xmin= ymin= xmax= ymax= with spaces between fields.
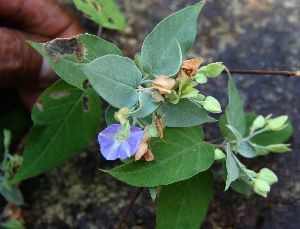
xmin=11 ymin=80 xmax=101 ymax=183
xmin=225 ymin=74 xmax=246 ymax=136
xmin=158 ymin=99 xmax=215 ymax=127
xmin=127 ymin=90 xmax=161 ymax=118
xmin=226 ymin=124 xmax=242 ymax=152
xmin=74 ymin=0 xmax=126 ymax=30
xmin=80 ymin=55 xmax=142 ymax=109
xmin=105 ymin=126 xmax=215 ymax=187
xmin=157 ymin=170 xmax=213 ymax=229
xmin=229 ymin=178 xmax=252 ymax=196
xmin=28 ymin=34 xmax=122 ymax=90
xmin=225 ymin=143 xmax=240 ymax=190
xmin=141 ymin=1 xmax=205 ymax=76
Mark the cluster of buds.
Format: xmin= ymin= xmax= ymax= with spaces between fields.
xmin=152 ymin=58 xmax=223 ymax=113
xmin=250 ymin=114 xmax=291 ymax=154
xmin=248 ymin=168 xmax=278 ymax=197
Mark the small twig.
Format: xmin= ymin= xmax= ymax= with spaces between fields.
xmin=223 ymin=69 xmax=300 ymax=77
xmin=116 ymin=187 xmax=144 ymax=229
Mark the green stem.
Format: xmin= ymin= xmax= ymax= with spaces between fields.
xmin=232 ymin=153 xmax=254 ymax=181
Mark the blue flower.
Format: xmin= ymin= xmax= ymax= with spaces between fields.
xmin=98 ymin=124 xmax=144 ymax=160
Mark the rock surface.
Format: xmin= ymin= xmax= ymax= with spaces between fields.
xmin=17 ymin=0 xmax=300 ymax=228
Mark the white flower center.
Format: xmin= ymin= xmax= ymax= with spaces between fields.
xmin=115 ymin=133 xmax=126 ymax=144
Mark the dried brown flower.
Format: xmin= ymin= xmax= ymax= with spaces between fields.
xmin=152 ymin=75 xmax=176 ymax=94
xmin=176 ymin=58 xmax=202 ymax=82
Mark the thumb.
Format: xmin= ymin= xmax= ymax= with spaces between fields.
xmin=0 ymin=27 xmax=57 ymax=88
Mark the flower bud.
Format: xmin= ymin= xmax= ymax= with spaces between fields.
xmin=204 ymin=62 xmax=225 ymax=78
xmin=147 ymin=125 xmax=159 ymax=138
xmin=266 ymin=144 xmax=291 ymax=153
xmin=265 ymin=115 xmax=288 ymax=131
xmin=194 ymin=72 xmax=207 ymax=84
xmin=253 ymin=179 xmax=270 ymax=198
xmin=182 ymin=85 xmax=192 ymax=94
xmin=246 ymin=169 xmax=257 ymax=178
xmin=257 ymin=168 xmax=278 ymax=185
xmin=214 ymin=148 xmax=226 ymax=160
xmin=114 ymin=108 xmax=130 ymax=125
xmin=199 ymin=96 xmax=222 ymax=113
xmin=251 ymin=115 xmax=265 ymax=131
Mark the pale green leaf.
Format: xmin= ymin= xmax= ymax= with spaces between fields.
xmin=80 ymin=55 xmax=142 ymax=109
xmin=74 ymin=0 xmax=126 ymax=30
xmin=226 ymin=124 xmax=242 ymax=152
xmin=158 ymin=99 xmax=215 ymax=127
xmin=0 ymin=183 xmax=24 ymax=206
xmin=238 ymin=142 xmax=258 ymax=158
xmin=157 ymin=170 xmax=213 ymax=229
xmin=127 ymin=90 xmax=161 ymax=118
xmin=11 ymin=80 xmax=101 ymax=183
xmin=105 ymin=126 xmax=215 ymax=187
xmin=225 ymin=74 xmax=246 ymax=136
xmin=230 ymin=178 xmax=252 ymax=196
xmin=28 ymin=34 xmax=122 ymax=90
xmin=141 ymin=1 xmax=205 ymax=76
xmin=225 ymin=143 xmax=240 ymax=190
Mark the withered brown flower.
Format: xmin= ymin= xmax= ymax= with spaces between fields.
xmin=152 ymin=75 xmax=176 ymax=94
xmin=176 ymin=58 xmax=202 ymax=82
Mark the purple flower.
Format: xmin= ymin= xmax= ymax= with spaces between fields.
xmin=98 ymin=124 xmax=144 ymax=160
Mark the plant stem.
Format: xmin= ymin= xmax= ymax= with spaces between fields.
xmin=116 ymin=187 xmax=143 ymax=229
xmin=223 ymin=69 xmax=300 ymax=77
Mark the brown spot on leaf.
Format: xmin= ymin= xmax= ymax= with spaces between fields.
xmin=82 ymin=94 xmax=90 ymax=111
xmin=49 ymin=90 xmax=70 ymax=99
xmin=42 ymin=36 xmax=87 ymax=63
xmin=92 ymin=2 xmax=101 ymax=12
xmin=108 ymin=17 xmax=115 ymax=24
xmin=37 ymin=100 xmax=43 ymax=112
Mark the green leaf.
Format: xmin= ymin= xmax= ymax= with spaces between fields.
xmin=149 ymin=186 xmax=158 ymax=201
xmin=157 ymin=170 xmax=213 ymax=229
xmin=225 ymin=74 xmax=246 ymax=136
xmin=0 ymin=219 xmax=24 ymax=229
xmin=28 ymin=34 xmax=122 ymax=90
xmin=127 ymin=90 xmax=161 ymax=118
xmin=73 ymin=0 xmax=126 ymax=30
xmin=11 ymin=80 xmax=101 ymax=183
xmin=141 ymin=1 xmax=205 ymax=75
xmin=230 ymin=178 xmax=252 ymax=196
xmin=142 ymin=37 xmax=182 ymax=77
xmin=158 ymin=99 xmax=215 ymax=127
xmin=238 ymin=142 xmax=257 ymax=158
xmin=226 ymin=124 xmax=242 ymax=152
xmin=0 ymin=183 xmax=24 ymax=206
xmin=225 ymin=143 xmax=240 ymax=190
xmin=105 ymin=126 xmax=215 ymax=187
xmin=80 ymin=55 xmax=142 ymax=109
xmin=0 ymin=106 xmax=27 ymax=159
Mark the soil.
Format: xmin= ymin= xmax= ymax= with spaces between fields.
xmin=4 ymin=0 xmax=300 ymax=228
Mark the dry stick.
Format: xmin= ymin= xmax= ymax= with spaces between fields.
xmin=116 ymin=187 xmax=144 ymax=229
xmin=223 ymin=69 xmax=300 ymax=77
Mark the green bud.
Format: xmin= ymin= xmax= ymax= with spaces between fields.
xmin=205 ymin=62 xmax=225 ymax=78
xmin=246 ymin=169 xmax=257 ymax=178
xmin=199 ymin=96 xmax=222 ymax=113
xmin=214 ymin=148 xmax=226 ymax=160
xmin=182 ymin=85 xmax=192 ymax=94
xmin=3 ymin=129 xmax=12 ymax=150
xmin=264 ymin=113 xmax=273 ymax=122
xmin=115 ymin=108 xmax=130 ymax=125
xmin=195 ymin=94 xmax=205 ymax=101
xmin=257 ymin=168 xmax=278 ymax=185
xmin=194 ymin=72 xmax=207 ymax=84
xmin=267 ymin=144 xmax=291 ymax=153
xmin=147 ymin=125 xmax=159 ymax=138
xmin=265 ymin=115 xmax=288 ymax=131
xmin=251 ymin=115 xmax=265 ymax=131
xmin=253 ymin=179 xmax=270 ymax=198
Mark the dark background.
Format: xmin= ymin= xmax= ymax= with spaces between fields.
xmin=14 ymin=0 xmax=300 ymax=228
